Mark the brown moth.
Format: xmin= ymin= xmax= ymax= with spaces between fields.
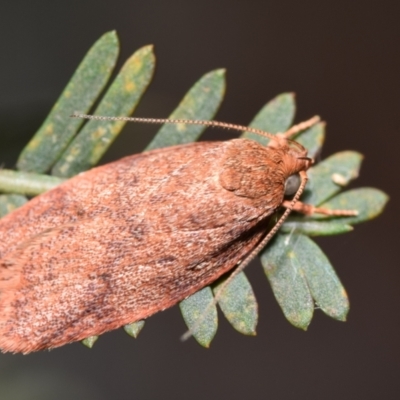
xmin=0 ymin=115 xmax=356 ymax=354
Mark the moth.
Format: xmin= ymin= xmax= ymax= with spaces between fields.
xmin=0 ymin=115 xmax=356 ymax=354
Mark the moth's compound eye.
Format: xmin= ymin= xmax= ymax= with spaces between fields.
xmin=284 ymin=173 xmax=301 ymax=196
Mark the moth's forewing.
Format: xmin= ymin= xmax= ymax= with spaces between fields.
xmin=0 ymin=139 xmax=288 ymax=353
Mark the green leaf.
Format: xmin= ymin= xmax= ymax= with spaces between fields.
xmin=179 ymin=286 xmax=218 ymax=347
xmin=0 ymin=169 xmax=64 ymax=196
xmin=241 ymin=92 xmax=296 ymax=145
xmin=124 ymin=320 xmax=145 ymax=338
xmin=302 ymin=151 xmax=363 ymax=206
xmin=294 ymin=122 xmax=326 ymax=159
xmin=261 ymin=232 xmax=349 ymax=326
xmin=52 ymin=45 xmax=155 ymax=177
xmin=261 ymin=233 xmax=314 ymax=329
xmin=0 ymin=194 xmax=28 ymax=217
xmin=212 ymin=272 xmax=258 ymax=336
xmin=288 ymin=234 xmax=349 ymax=321
xmin=145 ymin=69 xmax=226 ymax=150
xmin=17 ymin=31 xmax=119 ymax=173
xmin=81 ymin=336 xmax=99 ymax=349
xmin=316 ymin=188 xmax=389 ymax=225
xmin=281 ymin=219 xmax=353 ymax=236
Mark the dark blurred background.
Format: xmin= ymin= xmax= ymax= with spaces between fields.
xmin=0 ymin=1 xmax=399 ymax=399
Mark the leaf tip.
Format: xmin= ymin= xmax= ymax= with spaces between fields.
xmin=100 ymin=30 xmax=119 ymax=47
xmin=277 ymin=92 xmax=296 ymax=103
xmin=81 ymin=335 xmax=99 ymax=349
xmin=124 ymin=320 xmax=145 ymax=338
xmin=381 ymin=191 xmax=390 ymax=207
xmin=298 ymin=324 xmax=309 ymax=332
xmin=138 ymin=44 xmax=155 ymax=57
xmin=105 ymin=30 xmax=118 ymax=38
xmin=195 ymin=333 xmax=216 ymax=348
xmin=287 ymin=313 xmax=312 ymax=331
xmin=327 ymin=305 xmax=349 ymax=322
xmin=213 ymin=68 xmax=226 ymax=76
xmin=203 ymin=68 xmax=226 ymax=89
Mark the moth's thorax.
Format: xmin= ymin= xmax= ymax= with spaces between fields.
xmin=219 ymin=138 xmax=309 ymax=204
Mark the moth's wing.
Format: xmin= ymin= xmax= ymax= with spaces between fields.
xmin=0 ymin=211 xmax=267 ymax=353
xmin=0 ymin=151 xmax=150 ymax=259
xmin=0 ymin=139 xmax=283 ymax=353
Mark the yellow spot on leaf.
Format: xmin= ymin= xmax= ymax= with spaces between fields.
xmin=111 ymin=122 xmax=123 ymax=135
xmin=130 ymin=53 xmax=145 ymax=73
xmin=65 ymin=147 xmax=81 ymax=162
xmin=45 ymin=124 xmax=54 ymax=136
xmin=7 ymin=204 xmax=16 ymax=213
xmin=91 ymin=127 xmax=107 ymax=140
xmin=125 ymin=81 xmax=136 ymax=92
xmin=177 ymin=123 xmax=187 ymax=132
xmin=57 ymin=165 xmax=68 ymax=175
xmin=27 ymin=138 xmax=40 ymax=150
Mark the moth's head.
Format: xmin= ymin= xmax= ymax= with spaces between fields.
xmin=268 ymin=136 xmax=312 ymax=196
xmin=286 ymin=139 xmax=312 ymax=169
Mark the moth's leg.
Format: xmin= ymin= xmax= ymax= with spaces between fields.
xmin=282 ymin=200 xmax=358 ymax=216
xmin=282 ymin=116 xmax=320 ymax=139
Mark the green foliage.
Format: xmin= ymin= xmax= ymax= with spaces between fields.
xmin=53 ymin=45 xmax=155 ymax=177
xmin=180 ymin=287 xmax=217 ymax=347
xmin=262 ymin=233 xmax=349 ymax=329
xmin=302 ymin=151 xmax=363 ymax=206
xmin=0 ymin=194 xmax=28 ymax=217
xmin=212 ymin=272 xmax=258 ymax=336
xmin=294 ymin=122 xmax=325 ymax=159
xmin=17 ymin=31 xmax=119 ymax=173
xmin=242 ymin=92 xmax=295 ymax=144
xmin=145 ymin=69 xmax=226 ymax=150
xmin=0 ymin=32 xmax=388 ymax=349
xmin=81 ymin=336 xmax=99 ymax=349
xmin=123 ymin=321 xmax=145 ymax=338
xmin=262 ymin=233 xmax=314 ymax=329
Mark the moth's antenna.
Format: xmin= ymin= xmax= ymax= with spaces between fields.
xmin=282 ymin=116 xmax=320 ymax=139
xmin=180 ymin=170 xmax=308 ymax=342
xmin=71 ymin=113 xmax=277 ymax=141
xmin=72 ymin=112 xmax=320 ymax=142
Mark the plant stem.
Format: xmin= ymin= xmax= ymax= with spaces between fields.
xmin=0 ymin=170 xmax=64 ymax=196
